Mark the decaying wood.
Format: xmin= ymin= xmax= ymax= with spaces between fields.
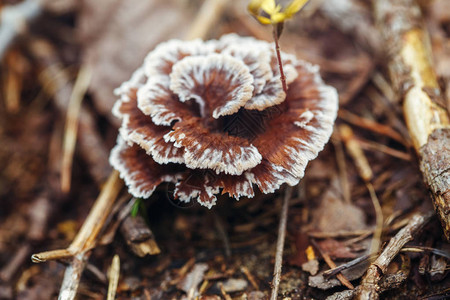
xmin=373 ymin=0 xmax=450 ymax=239
xmin=354 ymin=211 xmax=434 ymax=300
xmin=120 ymin=214 xmax=161 ymax=257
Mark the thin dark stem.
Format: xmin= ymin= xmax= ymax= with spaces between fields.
xmin=270 ymin=186 xmax=292 ymax=300
xmin=272 ymin=24 xmax=287 ymax=94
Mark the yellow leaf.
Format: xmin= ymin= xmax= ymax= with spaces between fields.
xmin=284 ymin=0 xmax=309 ymax=17
xmin=257 ymin=15 xmax=272 ymax=24
xmin=247 ymin=0 xmax=309 ymax=25
xmin=261 ymin=0 xmax=278 ymax=14
xmin=271 ymin=12 xmax=287 ymax=23
xmin=248 ymin=0 xmax=264 ymax=15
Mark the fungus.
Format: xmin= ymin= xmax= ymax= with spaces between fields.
xmin=110 ymin=34 xmax=338 ymax=208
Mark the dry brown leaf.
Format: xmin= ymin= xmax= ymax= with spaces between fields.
xmin=316 ymin=239 xmax=358 ymax=260
xmin=311 ymin=188 xmax=368 ymax=233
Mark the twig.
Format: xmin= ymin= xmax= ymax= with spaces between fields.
xmin=33 ymin=171 xmax=122 ymax=300
xmin=27 ymin=39 xmax=111 ymax=185
xmin=241 ymin=266 xmax=259 ymax=290
xmin=322 ymin=252 xmax=354 ymax=289
xmin=218 ymin=282 xmax=232 ymax=300
xmin=354 ymin=211 xmax=434 ymax=300
xmin=371 ymin=72 xmax=396 ymax=104
xmin=72 ymin=171 xmax=123 ymax=251
xmin=366 ymin=183 xmax=383 ymax=256
xmin=311 ymin=239 xmax=355 ymax=290
xmin=339 ymin=124 xmax=373 ymax=181
xmin=32 ymin=171 xmax=123 ymax=262
xmin=185 ymin=0 xmax=228 ymax=40
xmin=106 ymin=255 xmax=120 ymax=300
xmin=3 ymin=50 xmax=27 ymax=113
xmin=323 ymin=253 xmax=374 ymax=278
xmin=374 ymin=0 xmax=450 ymax=239
xmin=270 ymin=186 xmax=292 ymax=300
xmin=58 ymin=253 xmax=89 ymax=300
xmin=61 ymin=65 xmax=92 ymax=193
xmin=331 ymin=136 xmax=351 ymax=204
xmin=0 ymin=0 xmax=41 ymax=59
xmin=308 ymin=230 xmax=372 ymax=239
xmin=401 ymin=246 xmax=450 ymax=260
xmin=339 ymin=124 xmax=383 ymax=255
xmin=338 ymin=110 xmax=407 ymax=145
xmin=356 ymin=138 xmax=411 ymax=161
xmin=213 ymin=212 xmax=231 ymax=258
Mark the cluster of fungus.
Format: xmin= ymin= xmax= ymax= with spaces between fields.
xmin=110 ymin=34 xmax=338 ymax=208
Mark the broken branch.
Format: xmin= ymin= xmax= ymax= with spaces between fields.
xmin=355 ymin=210 xmax=434 ymax=299
xmin=373 ymin=0 xmax=450 ymax=239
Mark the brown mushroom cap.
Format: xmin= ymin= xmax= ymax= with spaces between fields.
xmin=110 ymin=34 xmax=338 ymax=208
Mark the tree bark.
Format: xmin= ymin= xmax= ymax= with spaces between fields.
xmin=373 ymin=0 xmax=450 ymax=240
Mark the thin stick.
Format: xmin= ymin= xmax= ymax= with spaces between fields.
xmin=31 ymin=249 xmax=73 ymax=263
xmin=331 ymin=136 xmax=351 ymax=204
xmin=356 ymin=138 xmax=411 ymax=161
xmin=213 ymin=212 xmax=231 ymax=258
xmin=339 ymin=110 xmax=407 ymax=145
xmin=340 ymin=124 xmax=383 ymax=256
xmin=366 ymin=182 xmax=383 ymax=256
xmin=3 ymin=50 xmax=25 ymax=113
xmin=68 ymin=170 xmax=122 ymax=252
xmin=31 ymin=171 xmax=123 ymax=262
xmin=241 ymin=266 xmax=259 ymax=290
xmin=323 ymin=253 xmax=374 ymax=278
xmin=61 ymin=65 xmax=92 ymax=193
xmin=106 ymin=255 xmax=120 ymax=300
xmin=270 ymin=186 xmax=292 ymax=300
xmin=58 ymin=253 xmax=89 ymax=300
xmin=218 ymin=283 xmax=232 ymax=300
xmin=311 ymin=239 xmax=355 ymax=289
xmin=28 ymin=39 xmax=111 ymax=185
xmin=322 ymin=252 xmax=354 ymax=289
xmin=355 ymin=211 xmax=434 ymax=300
xmin=272 ymin=24 xmax=287 ymax=93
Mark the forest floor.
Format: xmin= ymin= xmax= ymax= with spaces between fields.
xmin=0 ymin=0 xmax=449 ymax=299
